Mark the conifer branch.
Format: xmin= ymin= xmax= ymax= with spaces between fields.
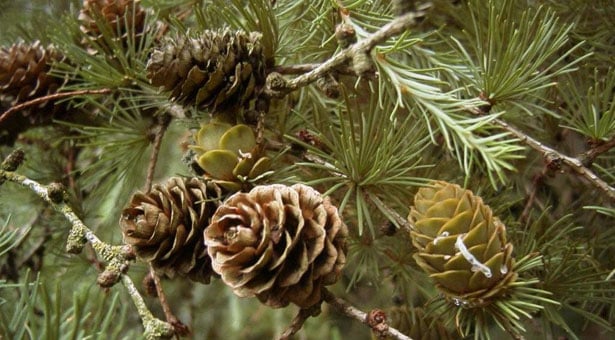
xmin=322 ymin=289 xmax=412 ymax=340
xmin=0 ymin=89 xmax=112 ymax=125
xmin=268 ymin=11 xmax=424 ymax=96
xmin=143 ymin=114 xmax=185 ymax=335
xmin=0 ymin=167 xmax=174 ymax=339
xmin=490 ymin=117 xmax=615 ymax=203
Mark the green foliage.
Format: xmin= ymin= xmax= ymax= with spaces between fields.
xmin=561 ymin=67 xmax=615 ymax=141
xmin=291 ymin=91 xmax=429 ymax=236
xmin=511 ymin=213 xmax=615 ymax=338
xmin=428 ymin=254 xmax=555 ymax=340
xmin=50 ymin=8 xmax=156 ymax=91
xmin=451 ymin=1 xmax=584 ymax=113
xmin=0 ymin=218 xmax=31 ymax=257
xmin=1 ymin=0 xmax=615 ymax=339
xmin=0 ymin=271 xmax=135 ymax=339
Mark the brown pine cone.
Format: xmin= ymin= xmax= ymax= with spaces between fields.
xmin=204 ymin=184 xmax=348 ymax=308
xmin=146 ymin=29 xmax=266 ymax=117
xmin=78 ymin=0 xmax=146 ymax=52
xmin=0 ymin=41 xmax=67 ymax=144
xmin=120 ymin=177 xmax=224 ymax=283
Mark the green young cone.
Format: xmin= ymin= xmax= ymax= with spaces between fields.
xmin=408 ymin=181 xmax=517 ymax=307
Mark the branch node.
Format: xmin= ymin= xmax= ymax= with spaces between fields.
xmin=351 ymin=50 xmax=375 ymax=78
xmin=264 ymin=72 xmax=288 ymax=98
xmin=335 ymin=23 xmax=357 ymax=49
xmin=366 ymin=309 xmax=389 ymax=339
xmin=143 ymin=317 xmax=175 ymax=340
xmin=97 ymin=269 xmax=122 ymax=288
xmin=47 ymin=182 xmax=68 ymax=204
xmin=66 ymin=227 xmax=87 ymax=254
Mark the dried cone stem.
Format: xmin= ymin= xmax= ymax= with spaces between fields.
xmin=205 ymin=184 xmax=348 ymax=308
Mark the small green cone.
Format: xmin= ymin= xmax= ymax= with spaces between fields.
xmin=190 ymin=122 xmax=271 ymax=190
xmin=408 ymin=181 xmax=517 ymax=307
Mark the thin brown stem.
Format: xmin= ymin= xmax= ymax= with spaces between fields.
xmin=579 ymin=136 xmax=615 ymax=167
xmin=519 ymin=165 xmax=548 ymax=224
xmin=144 ymin=115 xmax=171 ymax=192
xmin=149 ymin=265 xmax=190 ymax=337
xmin=322 ymin=289 xmax=412 ymax=340
xmin=0 ymin=89 xmax=112 ymax=125
xmin=85 ymin=243 xmax=105 ymax=272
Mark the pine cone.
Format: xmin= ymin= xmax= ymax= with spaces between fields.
xmin=78 ymin=0 xmax=146 ymax=51
xmin=204 ymin=184 xmax=348 ymax=308
xmin=146 ymin=29 xmax=266 ymax=116
xmin=119 ymin=177 xmax=224 ymax=283
xmin=408 ymin=181 xmax=516 ymax=307
xmin=0 ymin=41 xmax=67 ymax=144
xmin=189 ymin=121 xmax=272 ymax=192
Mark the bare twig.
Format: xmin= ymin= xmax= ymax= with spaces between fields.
xmin=269 ymin=11 xmax=424 ymax=96
xmin=520 ymin=165 xmax=549 ymax=224
xmin=466 ymin=104 xmax=615 ymax=203
xmin=322 ymin=289 xmax=412 ymax=340
xmin=0 ymin=89 xmax=112 ymax=125
xmin=141 ymin=113 xmax=184 ymax=336
xmin=0 ymin=168 xmax=174 ymax=339
xmin=144 ymin=114 xmax=171 ymax=192
xmin=491 ymin=118 xmax=615 ymax=203
xmin=122 ymin=274 xmax=176 ymax=339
